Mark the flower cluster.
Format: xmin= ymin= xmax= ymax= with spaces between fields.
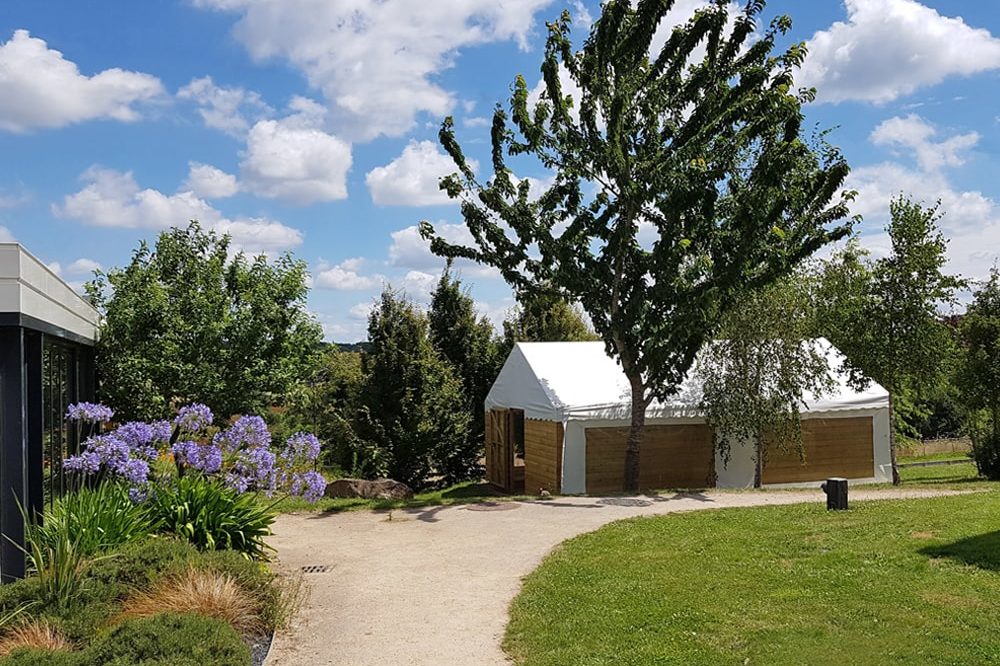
xmin=66 ymin=402 xmax=114 ymax=424
xmin=61 ymin=402 xmax=327 ymax=503
xmin=174 ymin=403 xmax=214 ymax=433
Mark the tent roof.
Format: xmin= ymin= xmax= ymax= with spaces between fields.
xmin=485 ymin=340 xmax=889 ymax=422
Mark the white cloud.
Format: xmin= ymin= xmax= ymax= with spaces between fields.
xmin=315 ymin=258 xmax=381 ymax=290
xmin=54 ymin=167 xmax=303 ymax=254
xmin=239 ymin=98 xmax=352 ymax=205
xmin=191 ymin=0 xmax=555 ymax=140
xmin=366 ymin=140 xmax=473 ymax=206
xmin=349 ymin=302 xmax=375 ymax=321
xmin=0 ymin=30 xmax=164 ymax=133
xmin=389 ymin=222 xmax=500 ymax=280
xmin=184 ymin=162 xmax=240 ymax=199
xmin=462 ymin=116 xmax=490 ymax=128
xmin=870 ymin=115 xmax=979 ymax=172
xmin=848 ymin=117 xmax=1000 ymax=280
xmin=177 ymin=76 xmax=272 ymax=137
xmin=0 ymin=185 xmax=31 ymax=209
xmin=0 ymin=226 xmax=15 ymax=242
xmin=799 ymin=0 xmax=1000 ymax=104
xmin=397 ymin=270 xmax=438 ymax=301
xmin=67 ymin=258 xmax=101 ymax=275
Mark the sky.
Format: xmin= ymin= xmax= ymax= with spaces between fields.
xmin=0 ymin=0 xmax=998 ymax=342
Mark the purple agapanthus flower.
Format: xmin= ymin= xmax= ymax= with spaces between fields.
xmin=64 ymin=450 xmax=101 ymax=474
xmin=230 ymin=446 xmax=277 ymax=493
xmin=214 ymin=415 xmax=270 ymax=452
xmin=173 ymin=403 xmax=214 ymax=433
xmin=172 ymin=440 xmax=223 ymax=474
xmin=284 ymin=432 xmax=321 ymax=463
xmin=150 ymin=420 xmax=173 ymax=443
xmin=114 ymin=422 xmax=160 ymax=461
xmin=66 ymin=402 xmax=114 ymax=424
xmin=119 ymin=458 xmax=151 ymax=485
xmin=290 ymin=470 xmax=327 ymax=502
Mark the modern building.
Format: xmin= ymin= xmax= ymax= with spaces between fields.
xmin=0 ymin=244 xmax=99 ymax=581
xmin=485 ymin=340 xmax=892 ymax=495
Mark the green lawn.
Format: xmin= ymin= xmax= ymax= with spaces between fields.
xmin=506 ymin=491 xmax=1000 ymax=666
xmin=899 ymin=451 xmax=972 ymax=464
xmin=898 ymin=461 xmax=985 ymax=486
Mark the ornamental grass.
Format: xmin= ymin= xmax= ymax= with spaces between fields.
xmin=0 ymin=620 xmax=71 ymax=656
xmin=120 ymin=567 xmax=262 ymax=635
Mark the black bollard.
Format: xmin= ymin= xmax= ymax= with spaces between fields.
xmin=820 ymin=477 xmax=848 ymax=511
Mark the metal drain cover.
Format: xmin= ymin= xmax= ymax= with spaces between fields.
xmin=597 ymin=498 xmax=652 ymax=507
xmin=301 ymin=564 xmax=331 ymax=574
xmin=465 ymin=501 xmax=520 ymax=512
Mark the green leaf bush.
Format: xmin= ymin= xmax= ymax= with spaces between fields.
xmin=145 ymin=476 xmax=275 ymax=559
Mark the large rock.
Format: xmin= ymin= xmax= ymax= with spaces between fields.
xmin=324 ymin=478 xmax=414 ymax=501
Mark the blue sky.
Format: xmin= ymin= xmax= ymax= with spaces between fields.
xmin=0 ymin=0 xmax=998 ymax=341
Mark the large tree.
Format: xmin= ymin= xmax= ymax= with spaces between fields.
xmin=428 ymin=264 xmax=501 ymax=470
xmin=695 ymin=276 xmax=834 ymax=487
xmin=87 ymin=222 xmax=323 ymax=421
xmin=421 ymin=0 xmax=853 ymax=490
xmin=957 ymin=269 xmax=1000 ymax=479
xmin=357 ymin=288 xmax=472 ymax=489
xmin=815 ymin=197 xmax=963 ymax=483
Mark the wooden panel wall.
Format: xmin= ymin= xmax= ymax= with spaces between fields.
xmin=585 ymin=424 xmax=715 ymax=494
xmin=762 ymin=416 xmax=874 ymax=484
xmin=523 ymin=419 xmax=563 ymax=495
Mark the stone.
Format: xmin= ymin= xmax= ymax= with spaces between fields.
xmin=324 ymin=478 xmax=414 ymax=501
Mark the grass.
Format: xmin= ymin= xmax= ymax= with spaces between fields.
xmin=271 ymin=480 xmax=531 ymax=513
xmin=898 ymin=461 xmax=986 ymax=486
xmin=899 ymin=451 xmax=972 ymax=464
xmin=506 ymin=491 xmax=1000 ymax=666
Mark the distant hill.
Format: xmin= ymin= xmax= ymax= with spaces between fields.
xmin=335 ymin=342 xmax=371 ymax=353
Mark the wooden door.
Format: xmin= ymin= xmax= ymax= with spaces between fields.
xmin=762 ymin=417 xmax=875 ymax=484
xmin=486 ymin=408 xmax=515 ymax=491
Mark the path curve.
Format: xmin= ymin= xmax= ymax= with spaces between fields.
xmin=265 ymin=488 xmax=964 ymax=666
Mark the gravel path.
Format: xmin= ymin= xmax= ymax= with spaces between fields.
xmin=264 ymin=487 xmax=965 ymax=666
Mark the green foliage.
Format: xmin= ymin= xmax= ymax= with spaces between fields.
xmin=499 ymin=289 xmax=598 ymax=358
xmin=428 ymin=266 xmax=501 ymax=483
xmin=86 ymin=222 xmax=323 ymax=421
xmin=84 ymin=613 xmax=250 ymax=666
xmin=32 ymin=483 xmax=157 ymax=558
xmin=695 ymin=277 xmax=834 ymax=485
xmin=506 ymin=493 xmax=1000 ymax=665
xmin=145 ymin=476 xmax=275 ymax=559
xmin=958 ymin=269 xmax=1000 ymax=479
xmin=421 ymin=0 xmax=854 ymax=490
xmin=814 ymin=198 xmax=964 ymax=481
xmin=20 ymin=506 xmax=89 ymax=610
xmin=282 ymin=346 xmax=366 ymax=475
xmin=357 ymin=288 xmax=472 ymax=489
xmin=0 ymin=649 xmax=79 ymax=666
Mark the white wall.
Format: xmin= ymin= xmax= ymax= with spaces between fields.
xmin=0 ymin=244 xmax=99 ymax=342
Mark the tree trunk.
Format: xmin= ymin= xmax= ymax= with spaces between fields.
xmin=889 ymin=392 xmax=900 ymax=485
xmin=753 ymin=435 xmax=763 ymax=489
xmin=623 ymin=375 xmax=646 ymax=493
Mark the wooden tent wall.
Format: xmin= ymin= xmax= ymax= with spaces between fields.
xmin=762 ymin=416 xmax=875 ymax=484
xmin=584 ymin=423 xmax=715 ymax=494
xmin=523 ymin=419 xmax=563 ymax=495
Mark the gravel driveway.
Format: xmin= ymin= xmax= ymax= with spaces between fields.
xmin=264 ymin=488 xmax=962 ymax=666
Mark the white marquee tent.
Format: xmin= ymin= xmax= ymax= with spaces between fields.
xmin=485 ymin=340 xmax=892 ymax=493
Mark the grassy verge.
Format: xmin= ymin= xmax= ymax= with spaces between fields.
xmin=271 ymin=481 xmax=531 ymax=514
xmin=899 ymin=451 xmax=972 ymax=464
xmin=506 ymin=491 xmax=1000 ymax=666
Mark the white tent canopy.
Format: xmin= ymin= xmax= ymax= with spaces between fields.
xmin=486 ymin=339 xmax=889 ymax=422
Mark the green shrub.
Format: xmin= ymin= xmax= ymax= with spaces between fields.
xmin=84 ymin=613 xmax=250 ymax=666
xmin=21 ymin=510 xmax=87 ymax=610
xmin=84 ymin=537 xmax=198 ymax=597
xmin=0 ymin=648 xmax=79 ymax=666
xmin=34 ymin=483 xmax=157 ymax=558
xmin=146 ymin=476 xmax=275 ymax=559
